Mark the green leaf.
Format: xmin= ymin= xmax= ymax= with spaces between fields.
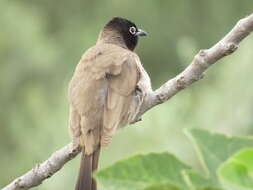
xmin=185 ymin=128 xmax=253 ymax=186
xmin=182 ymin=169 xmax=213 ymax=189
xmin=142 ymin=183 xmax=181 ymax=190
xmin=218 ymin=148 xmax=253 ymax=190
xmin=182 ymin=169 xmax=222 ymax=190
xmin=95 ymin=152 xmax=190 ymax=190
xmin=95 ymin=151 xmax=219 ymax=190
xmin=96 ymin=128 xmax=253 ymax=190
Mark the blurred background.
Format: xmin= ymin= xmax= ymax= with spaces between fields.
xmin=1 ymin=0 xmax=253 ymax=189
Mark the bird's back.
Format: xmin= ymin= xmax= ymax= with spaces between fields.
xmin=70 ymin=17 xmax=149 ymax=190
xmin=68 ymin=43 xmax=135 ymax=116
xmin=68 ymin=43 xmax=140 ymax=153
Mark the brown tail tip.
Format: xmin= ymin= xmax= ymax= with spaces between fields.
xmin=75 ymin=148 xmax=100 ymax=190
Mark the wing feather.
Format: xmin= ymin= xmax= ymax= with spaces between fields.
xmin=102 ymin=54 xmax=139 ymax=146
xmin=68 ymin=43 xmax=140 ymax=149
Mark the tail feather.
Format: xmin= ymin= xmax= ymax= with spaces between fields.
xmin=75 ymin=150 xmax=92 ymax=190
xmin=92 ymin=148 xmax=100 ymax=190
xmin=75 ymin=147 xmax=100 ymax=190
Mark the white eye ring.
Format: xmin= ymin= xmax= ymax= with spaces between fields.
xmin=129 ymin=26 xmax=136 ymax=35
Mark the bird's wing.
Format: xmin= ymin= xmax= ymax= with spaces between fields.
xmin=102 ymin=50 xmax=139 ymax=146
xmin=68 ymin=44 xmax=139 ymax=147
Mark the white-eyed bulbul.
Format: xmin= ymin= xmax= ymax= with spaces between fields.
xmin=68 ymin=17 xmax=150 ymax=190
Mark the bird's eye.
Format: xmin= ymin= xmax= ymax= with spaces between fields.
xmin=129 ymin=26 xmax=136 ymax=35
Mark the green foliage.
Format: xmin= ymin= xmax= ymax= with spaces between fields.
xmin=218 ymin=148 xmax=253 ymax=190
xmin=95 ymin=152 xmax=190 ymax=190
xmin=95 ymin=129 xmax=253 ymax=190
xmin=185 ymin=128 xmax=253 ymax=186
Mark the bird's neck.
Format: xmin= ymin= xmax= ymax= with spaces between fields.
xmin=96 ymin=28 xmax=128 ymax=49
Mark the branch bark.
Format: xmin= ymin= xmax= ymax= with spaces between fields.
xmin=2 ymin=13 xmax=253 ymax=190
xmin=2 ymin=144 xmax=81 ymax=190
xmin=137 ymin=13 xmax=253 ymax=118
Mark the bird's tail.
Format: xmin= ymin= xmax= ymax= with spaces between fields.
xmin=75 ymin=147 xmax=100 ymax=190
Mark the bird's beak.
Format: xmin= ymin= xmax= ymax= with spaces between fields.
xmin=135 ymin=29 xmax=148 ymax=37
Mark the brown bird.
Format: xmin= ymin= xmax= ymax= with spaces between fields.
xmin=68 ymin=17 xmax=151 ymax=190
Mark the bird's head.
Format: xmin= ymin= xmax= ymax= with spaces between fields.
xmin=98 ymin=17 xmax=147 ymax=51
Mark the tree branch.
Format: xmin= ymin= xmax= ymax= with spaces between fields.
xmin=137 ymin=13 xmax=253 ymax=118
xmin=2 ymin=13 xmax=253 ymax=190
xmin=2 ymin=144 xmax=81 ymax=190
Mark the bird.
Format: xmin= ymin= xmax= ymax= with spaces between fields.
xmin=68 ymin=17 xmax=151 ymax=190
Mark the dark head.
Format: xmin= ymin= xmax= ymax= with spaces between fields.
xmin=99 ymin=17 xmax=147 ymax=51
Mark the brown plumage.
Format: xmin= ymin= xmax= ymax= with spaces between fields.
xmin=68 ymin=17 xmax=149 ymax=190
